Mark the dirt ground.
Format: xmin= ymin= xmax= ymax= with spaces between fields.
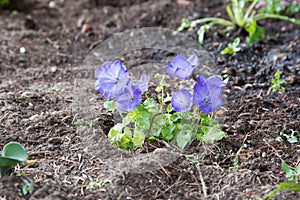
xmin=0 ymin=0 xmax=299 ymax=199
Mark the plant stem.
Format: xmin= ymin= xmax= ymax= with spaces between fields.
xmin=191 ymin=17 xmax=235 ymax=28
xmin=254 ymin=14 xmax=300 ymax=25
xmin=145 ymin=112 xmax=163 ymax=139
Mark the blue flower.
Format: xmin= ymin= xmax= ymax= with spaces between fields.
xmin=133 ymin=74 xmax=149 ymax=92
xmin=115 ymin=83 xmax=142 ymax=111
xmin=95 ymin=60 xmax=130 ymax=99
xmin=193 ymin=75 xmax=227 ymax=114
xmin=166 ymin=54 xmax=200 ymax=79
xmin=171 ymin=89 xmax=193 ymax=112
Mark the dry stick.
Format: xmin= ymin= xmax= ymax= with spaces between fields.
xmin=196 ymin=164 xmax=208 ymax=198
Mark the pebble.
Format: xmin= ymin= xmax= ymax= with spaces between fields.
xmin=81 ymin=24 xmax=92 ymax=33
xmin=19 ymin=47 xmax=26 ymax=54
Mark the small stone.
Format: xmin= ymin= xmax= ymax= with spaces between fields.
xmin=81 ymin=24 xmax=92 ymax=33
xmin=49 ymin=1 xmax=56 ymax=8
xmin=20 ymin=47 xmax=26 ymax=54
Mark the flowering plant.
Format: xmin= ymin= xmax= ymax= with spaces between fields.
xmin=258 ymin=0 xmax=300 ymax=15
xmin=177 ymin=0 xmax=300 ymax=44
xmin=95 ymin=55 xmax=227 ymax=151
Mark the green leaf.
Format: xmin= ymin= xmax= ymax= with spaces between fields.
xmin=104 ymin=100 xmax=116 ymax=111
xmin=0 ymin=142 xmax=28 ymax=178
xmin=263 ymin=182 xmax=300 ymax=199
xmin=176 ymin=125 xmax=194 ymax=150
xmin=167 ymin=104 xmax=173 ymax=113
xmin=162 ymin=124 xmax=176 ymax=141
xmin=281 ymin=161 xmax=291 ymax=174
xmin=2 ymin=142 xmax=28 ymax=162
xmin=197 ymin=25 xmax=210 ymax=45
xmin=246 ymin=21 xmax=265 ymax=44
xmin=177 ymin=18 xmax=191 ymax=32
xmin=199 ymin=124 xmax=226 ymax=143
xmin=133 ymin=129 xmax=145 ymax=147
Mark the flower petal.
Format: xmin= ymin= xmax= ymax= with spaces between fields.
xmin=188 ymin=54 xmax=200 ymax=67
xmin=172 ymin=89 xmax=193 ymax=112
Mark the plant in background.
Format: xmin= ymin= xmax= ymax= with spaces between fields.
xmin=259 ymin=0 xmax=300 ymax=15
xmin=261 ymin=160 xmax=300 ymax=199
xmin=270 ymin=70 xmax=286 ymax=92
xmin=220 ymin=37 xmax=241 ymax=56
xmin=95 ymin=55 xmax=227 ymax=151
xmin=282 ymin=161 xmax=300 ymax=182
xmin=177 ymin=0 xmax=300 ymax=44
xmin=0 ymin=0 xmax=9 ymax=5
xmin=0 ymin=142 xmax=28 ymax=178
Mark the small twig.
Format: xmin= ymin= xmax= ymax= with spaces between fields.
xmin=196 ymin=164 xmax=207 ymax=198
xmin=145 ymin=112 xmax=163 ymax=139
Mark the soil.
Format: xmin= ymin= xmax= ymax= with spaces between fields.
xmin=0 ymin=0 xmax=299 ymax=199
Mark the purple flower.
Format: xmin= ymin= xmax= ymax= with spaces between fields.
xmin=193 ymin=75 xmax=227 ymax=114
xmin=133 ymin=74 xmax=149 ymax=92
xmin=296 ymin=0 xmax=300 ymax=3
xmin=257 ymin=1 xmax=266 ymax=7
xmin=166 ymin=54 xmax=200 ymax=79
xmin=172 ymin=89 xmax=193 ymax=112
xmin=95 ymin=60 xmax=130 ymax=99
xmin=281 ymin=0 xmax=290 ymax=6
xmin=115 ymin=83 xmax=142 ymax=111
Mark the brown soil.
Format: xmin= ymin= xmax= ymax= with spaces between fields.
xmin=0 ymin=0 xmax=299 ymax=199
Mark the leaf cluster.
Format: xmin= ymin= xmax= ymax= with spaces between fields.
xmin=177 ymin=0 xmax=300 ymax=44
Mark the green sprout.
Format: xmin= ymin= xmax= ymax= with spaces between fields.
xmin=86 ymin=179 xmax=112 ymax=190
xmin=261 ymin=160 xmax=300 ymax=199
xmin=19 ymin=177 xmax=34 ymax=195
xmin=177 ymin=0 xmax=300 ymax=44
xmin=220 ymin=37 xmax=241 ymax=56
xmin=270 ymin=70 xmax=286 ymax=93
xmin=281 ymin=161 xmax=300 ymax=183
xmin=0 ymin=142 xmax=28 ymax=178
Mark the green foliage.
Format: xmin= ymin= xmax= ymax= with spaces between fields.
xmin=276 ymin=130 xmax=299 ymax=144
xmin=221 ymin=37 xmax=241 ymax=56
xmin=270 ymin=70 xmax=286 ymax=92
xmin=281 ymin=161 xmax=300 ymax=182
xmin=261 ymin=159 xmax=300 ymax=199
xmin=262 ymin=182 xmax=300 ymax=199
xmin=86 ymin=179 xmax=112 ymax=190
xmin=0 ymin=0 xmax=9 ymax=5
xmin=104 ymin=100 xmax=116 ymax=111
xmin=106 ymin=75 xmax=226 ymax=151
xmin=259 ymin=0 xmax=300 ymax=15
xmin=177 ymin=0 xmax=300 ymax=44
xmin=0 ymin=142 xmax=28 ymax=178
xmin=19 ymin=178 xmax=34 ymax=195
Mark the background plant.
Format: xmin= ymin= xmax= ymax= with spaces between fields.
xmin=259 ymin=0 xmax=300 ymax=15
xmin=177 ymin=0 xmax=300 ymax=44
xmin=0 ymin=142 xmax=28 ymax=178
xmin=220 ymin=37 xmax=241 ymax=56
xmin=270 ymin=70 xmax=286 ymax=92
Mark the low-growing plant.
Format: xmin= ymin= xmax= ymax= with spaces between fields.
xmin=220 ymin=37 xmax=241 ymax=56
xmin=259 ymin=0 xmax=300 ymax=15
xmin=261 ymin=160 xmax=300 ymax=199
xmin=0 ymin=0 xmax=9 ymax=5
xmin=0 ymin=142 xmax=28 ymax=178
xmin=94 ymin=55 xmax=227 ymax=151
xmin=177 ymin=0 xmax=300 ymax=44
xmin=86 ymin=179 xmax=112 ymax=190
xmin=281 ymin=161 xmax=300 ymax=182
xmin=19 ymin=177 xmax=34 ymax=195
xmin=270 ymin=70 xmax=286 ymax=92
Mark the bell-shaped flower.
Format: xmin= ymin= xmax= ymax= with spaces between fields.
xmin=133 ymin=74 xmax=149 ymax=92
xmin=115 ymin=83 xmax=142 ymax=112
xmin=193 ymin=75 xmax=227 ymax=114
xmin=166 ymin=54 xmax=200 ymax=79
xmin=95 ymin=60 xmax=130 ymax=99
xmin=171 ymin=89 xmax=193 ymax=112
